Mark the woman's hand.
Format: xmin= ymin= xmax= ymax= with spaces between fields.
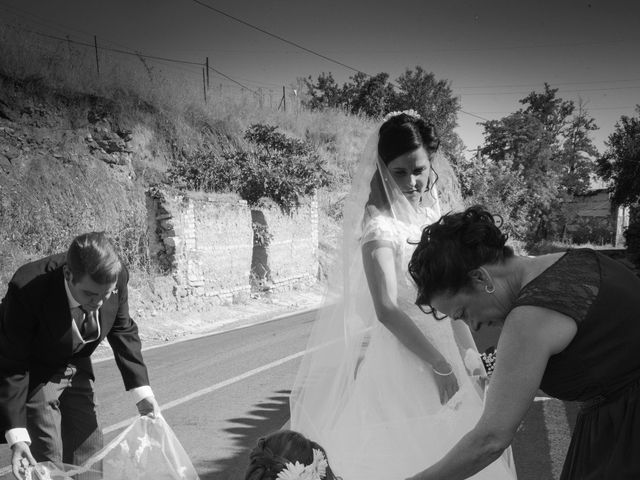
xmin=432 ymin=360 xmax=459 ymax=404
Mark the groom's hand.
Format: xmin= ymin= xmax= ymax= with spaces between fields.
xmin=11 ymin=442 xmax=36 ymax=480
xmin=136 ymin=395 xmax=161 ymax=418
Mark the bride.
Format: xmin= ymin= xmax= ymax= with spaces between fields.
xmin=289 ymin=111 xmax=517 ymax=479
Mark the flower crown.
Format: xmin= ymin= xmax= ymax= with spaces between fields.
xmin=275 ymin=449 xmax=328 ymax=480
xmin=382 ymin=109 xmax=421 ymax=122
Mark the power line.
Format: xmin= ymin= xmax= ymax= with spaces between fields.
xmin=188 ymin=0 xmax=487 ymax=121
xmin=459 ymin=110 xmax=489 ymax=121
xmin=1 ymin=9 xmax=485 ymax=119
xmin=0 ymin=2 xmax=178 ymax=66
xmin=3 ymin=23 xmax=203 ymax=66
xmin=2 ymin=22 xmax=261 ymax=93
xmin=455 ymin=78 xmax=640 ymax=90
xmin=463 ymin=105 xmax=638 ymax=116
xmin=207 ymin=65 xmax=257 ymax=94
xmin=188 ymin=0 xmax=372 ymax=77
xmin=461 ymin=85 xmax=640 ymax=97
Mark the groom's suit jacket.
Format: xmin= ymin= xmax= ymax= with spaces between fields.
xmin=0 ymin=253 xmax=150 ymax=440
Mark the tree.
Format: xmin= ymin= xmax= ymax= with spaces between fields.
xmin=301 ymin=67 xmax=466 ymax=169
xmin=597 ymin=106 xmax=640 ymax=262
xmin=301 ymin=72 xmax=343 ymax=110
xmin=520 ymin=83 xmax=575 ymax=140
xmin=394 ymin=66 xmax=461 ymax=153
xmin=478 ymin=85 xmax=599 ymax=242
xmin=597 ymin=106 xmax=640 ymax=206
xmin=456 ymin=152 xmax=533 ymax=240
xmin=480 ymin=111 xmax=558 ymax=240
xmin=348 ymin=72 xmax=395 ymax=118
xmin=559 ymin=100 xmax=599 ymax=195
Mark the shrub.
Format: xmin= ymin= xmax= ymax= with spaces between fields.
xmin=168 ymin=123 xmax=332 ymax=212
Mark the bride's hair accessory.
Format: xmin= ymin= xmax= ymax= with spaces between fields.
xmin=275 ymin=449 xmax=328 ymax=480
xmin=382 ymin=109 xmax=421 ymax=122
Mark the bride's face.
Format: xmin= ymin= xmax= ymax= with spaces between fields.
xmin=386 ymin=147 xmax=431 ymax=207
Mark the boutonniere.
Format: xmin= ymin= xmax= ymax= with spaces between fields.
xmin=112 ymin=289 xmax=119 ymax=295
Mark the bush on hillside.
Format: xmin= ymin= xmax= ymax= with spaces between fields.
xmin=168 ymin=123 xmax=332 ymax=212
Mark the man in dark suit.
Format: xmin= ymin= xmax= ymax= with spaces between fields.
xmin=0 ymin=232 xmax=159 ymax=479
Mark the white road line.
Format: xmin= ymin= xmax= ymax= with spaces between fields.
xmin=102 ymin=349 xmax=306 ymax=434
xmin=92 ymin=307 xmax=319 ymax=365
xmin=0 ymin=350 xmax=306 ymax=476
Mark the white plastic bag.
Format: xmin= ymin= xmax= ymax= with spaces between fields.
xmin=30 ymin=415 xmax=200 ymax=480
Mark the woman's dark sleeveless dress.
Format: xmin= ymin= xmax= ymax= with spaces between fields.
xmin=512 ymin=248 xmax=640 ymax=479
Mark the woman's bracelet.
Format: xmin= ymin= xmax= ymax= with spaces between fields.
xmin=432 ymin=362 xmax=453 ymax=376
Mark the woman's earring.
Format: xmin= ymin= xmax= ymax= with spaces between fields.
xmin=485 ymin=284 xmax=495 ymax=294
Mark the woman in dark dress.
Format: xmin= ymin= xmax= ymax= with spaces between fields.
xmin=404 ymin=205 xmax=640 ymax=480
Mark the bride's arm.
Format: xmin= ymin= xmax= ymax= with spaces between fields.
xmin=361 ymin=240 xmax=451 ymax=373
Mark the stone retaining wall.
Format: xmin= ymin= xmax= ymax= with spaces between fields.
xmin=250 ymin=196 xmax=319 ymax=291
xmin=147 ymin=189 xmax=253 ymax=306
xmin=147 ymin=189 xmax=318 ymax=306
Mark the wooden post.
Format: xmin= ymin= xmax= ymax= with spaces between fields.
xmin=202 ymin=68 xmax=207 ymax=103
xmin=205 ymin=57 xmax=210 ymax=89
xmin=94 ymin=36 xmax=100 ymax=76
xmin=282 ymin=86 xmax=286 ymax=112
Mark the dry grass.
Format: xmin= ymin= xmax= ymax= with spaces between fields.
xmin=0 ymin=23 xmax=381 ymax=293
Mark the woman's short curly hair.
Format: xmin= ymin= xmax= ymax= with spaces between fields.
xmin=245 ymin=430 xmax=339 ymax=480
xmin=408 ymin=205 xmax=513 ymax=312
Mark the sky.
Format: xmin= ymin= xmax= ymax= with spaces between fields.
xmin=2 ymin=0 xmax=639 ymax=155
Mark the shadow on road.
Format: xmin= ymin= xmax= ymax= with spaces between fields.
xmin=198 ymin=389 xmax=291 ymax=480
xmin=513 ymin=400 xmax=579 ymax=480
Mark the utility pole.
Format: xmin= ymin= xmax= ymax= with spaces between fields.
xmin=205 ymin=57 xmax=210 ymax=89
xmin=94 ymin=36 xmax=100 ymax=76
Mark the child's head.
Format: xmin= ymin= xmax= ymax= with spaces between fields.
xmin=245 ymin=430 xmax=338 ymax=480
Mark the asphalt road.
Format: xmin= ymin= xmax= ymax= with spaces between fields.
xmin=1 ymin=310 xmax=578 ymax=480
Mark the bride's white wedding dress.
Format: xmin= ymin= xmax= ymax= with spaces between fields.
xmin=290 ymin=123 xmax=516 ymax=480
xmin=292 ymin=214 xmax=516 ymax=480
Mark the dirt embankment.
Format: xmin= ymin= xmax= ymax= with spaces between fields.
xmin=0 ymin=73 xmax=324 ymax=344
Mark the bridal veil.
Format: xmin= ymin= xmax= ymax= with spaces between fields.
xmin=290 ymin=118 xmax=517 ymax=479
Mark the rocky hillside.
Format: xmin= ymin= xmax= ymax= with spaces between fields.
xmin=0 ymin=69 xmax=465 ymax=307
xmin=0 ymin=72 xmax=173 ymax=286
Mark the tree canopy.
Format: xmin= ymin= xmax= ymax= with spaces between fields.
xmin=301 ymin=66 xmax=463 ymax=157
xmin=597 ymin=105 xmax=640 ymax=207
xmin=465 ymin=84 xmax=599 ymax=242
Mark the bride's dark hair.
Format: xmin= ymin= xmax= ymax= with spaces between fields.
xmin=378 ymin=113 xmax=440 ymax=164
xmin=245 ymin=430 xmax=339 ymax=480
xmin=367 ymin=113 xmax=441 ymax=216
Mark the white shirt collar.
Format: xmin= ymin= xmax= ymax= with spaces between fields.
xmin=64 ymin=277 xmax=81 ymax=309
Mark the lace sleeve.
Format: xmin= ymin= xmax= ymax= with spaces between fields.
xmin=513 ymin=249 xmax=600 ymax=323
xmin=361 ymin=215 xmax=397 ymax=246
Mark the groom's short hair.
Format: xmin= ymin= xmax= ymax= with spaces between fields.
xmin=66 ymin=232 xmax=122 ymax=284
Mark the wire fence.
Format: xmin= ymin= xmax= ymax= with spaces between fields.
xmin=0 ymin=20 xmax=304 ymax=115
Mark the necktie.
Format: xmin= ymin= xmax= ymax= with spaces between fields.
xmin=79 ymin=307 xmax=99 ymax=341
